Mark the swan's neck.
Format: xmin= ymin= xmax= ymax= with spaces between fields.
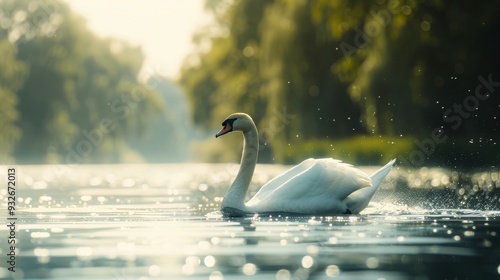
xmin=221 ymin=126 xmax=258 ymax=212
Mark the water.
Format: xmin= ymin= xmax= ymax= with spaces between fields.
xmin=1 ymin=164 xmax=500 ymax=280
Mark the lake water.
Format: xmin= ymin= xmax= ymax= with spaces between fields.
xmin=1 ymin=163 xmax=500 ymax=280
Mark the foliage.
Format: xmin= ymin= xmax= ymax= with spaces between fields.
xmin=280 ymin=136 xmax=413 ymax=165
xmin=181 ymin=0 xmax=270 ymax=129
xmin=0 ymin=40 xmax=26 ymax=163
xmin=181 ymin=0 xmax=500 ymax=166
xmin=0 ymin=0 xmax=162 ymax=163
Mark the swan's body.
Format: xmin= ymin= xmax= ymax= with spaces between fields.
xmin=216 ymin=113 xmax=395 ymax=217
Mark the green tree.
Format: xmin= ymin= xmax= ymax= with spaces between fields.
xmin=182 ymin=0 xmax=500 ymax=166
xmin=180 ymin=0 xmax=275 ymax=162
xmin=181 ymin=0 xmax=272 ymax=128
xmin=181 ymin=0 xmax=364 ymax=162
xmin=259 ymin=0 xmax=364 ymax=160
xmin=312 ymin=0 xmax=500 ymax=135
xmin=0 ymin=40 xmax=26 ymax=163
xmin=0 ymin=0 xmax=162 ymax=163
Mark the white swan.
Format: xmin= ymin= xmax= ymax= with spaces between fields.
xmin=215 ymin=113 xmax=395 ymax=217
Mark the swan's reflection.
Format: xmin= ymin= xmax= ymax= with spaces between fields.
xmin=203 ymin=214 xmax=313 ymax=276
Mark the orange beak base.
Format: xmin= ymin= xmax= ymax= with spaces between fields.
xmin=215 ymin=124 xmax=232 ymax=138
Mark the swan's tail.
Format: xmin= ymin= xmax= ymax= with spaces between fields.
xmin=345 ymin=159 xmax=396 ymax=213
xmin=370 ymin=158 xmax=396 ymax=190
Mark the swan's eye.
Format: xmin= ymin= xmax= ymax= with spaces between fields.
xmin=216 ymin=118 xmax=237 ymax=138
xmin=222 ymin=118 xmax=237 ymax=127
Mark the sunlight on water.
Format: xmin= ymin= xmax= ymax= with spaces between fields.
xmin=0 ymin=164 xmax=499 ymax=279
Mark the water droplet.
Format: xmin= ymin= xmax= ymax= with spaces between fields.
xmin=366 ymin=257 xmax=379 ymax=269
xmin=209 ymin=271 xmax=223 ymax=280
xmin=198 ymin=184 xmax=208 ymax=192
xmin=204 ymin=255 xmax=216 ymax=267
xmin=31 ymin=232 xmax=50 ymax=239
xmin=325 ymin=265 xmax=340 ymax=277
xmin=39 ymin=195 xmax=52 ymax=203
xmin=186 ymin=256 xmax=200 ymax=266
xmin=464 ymin=230 xmax=475 ymax=237
xmin=34 ymin=248 xmax=50 ymax=257
xmin=307 ymin=245 xmax=319 ymax=254
xmin=80 ymin=195 xmax=92 ymax=202
xmin=276 ymin=269 xmax=291 ymax=280
xmin=122 ymin=178 xmax=135 ymax=187
xmin=301 ymin=255 xmax=314 ymax=268
xmin=182 ymin=264 xmax=195 ymax=275
xmin=148 ymin=265 xmax=161 ymax=276
xmin=242 ymin=263 xmax=257 ymax=276
xmin=76 ymin=247 xmax=93 ymax=258
xmin=211 ymin=237 xmax=220 ymax=245
xmin=243 ymin=46 xmax=254 ymax=57
xmin=34 ymin=248 xmax=50 ymax=264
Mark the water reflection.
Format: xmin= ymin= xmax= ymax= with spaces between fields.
xmin=0 ymin=164 xmax=499 ymax=279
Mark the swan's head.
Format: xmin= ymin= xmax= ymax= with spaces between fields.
xmin=215 ymin=113 xmax=254 ymax=138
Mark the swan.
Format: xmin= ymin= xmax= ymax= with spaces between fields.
xmin=215 ymin=112 xmax=395 ymax=217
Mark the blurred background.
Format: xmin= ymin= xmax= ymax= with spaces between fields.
xmin=0 ymin=0 xmax=499 ymax=168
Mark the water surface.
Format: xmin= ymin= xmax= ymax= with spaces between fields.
xmin=1 ymin=164 xmax=500 ymax=279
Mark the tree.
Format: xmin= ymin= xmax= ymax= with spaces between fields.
xmin=182 ymin=0 xmax=500 ymax=166
xmin=0 ymin=40 xmax=26 ymax=163
xmin=0 ymin=0 xmax=162 ymax=163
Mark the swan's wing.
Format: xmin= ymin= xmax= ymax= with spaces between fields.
xmin=250 ymin=158 xmax=318 ymax=198
xmin=247 ymin=159 xmax=371 ymax=214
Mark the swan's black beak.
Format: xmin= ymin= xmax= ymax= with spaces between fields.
xmin=216 ymin=124 xmax=232 ymax=138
